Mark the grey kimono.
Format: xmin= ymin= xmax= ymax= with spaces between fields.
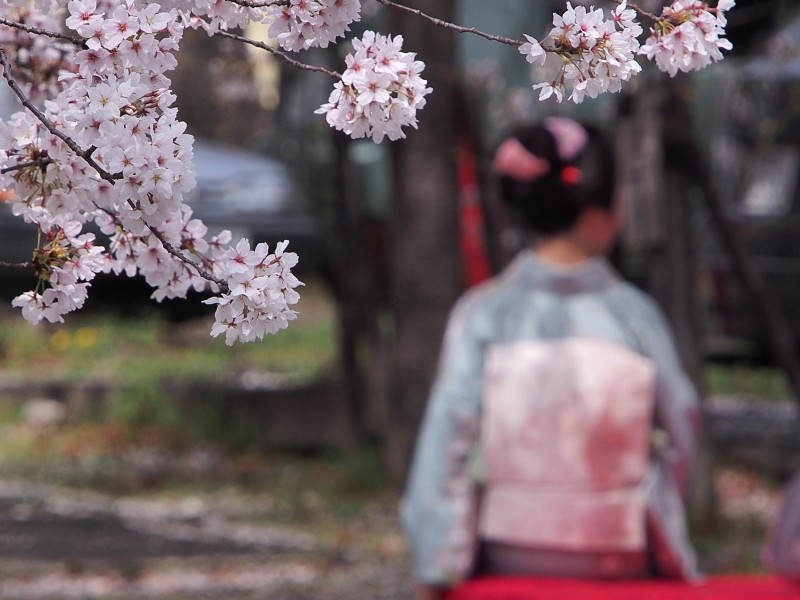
xmin=400 ymin=251 xmax=701 ymax=586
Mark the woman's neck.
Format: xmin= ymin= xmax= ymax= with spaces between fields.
xmin=532 ymin=236 xmax=595 ymax=267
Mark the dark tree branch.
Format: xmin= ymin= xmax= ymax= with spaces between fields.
xmin=0 ymin=16 xmax=86 ymax=47
xmin=93 ymin=199 xmax=229 ymax=291
xmin=613 ymin=1 xmax=661 ymax=22
xmin=1 ymin=157 xmax=53 ymax=174
xmin=0 ymin=260 xmax=33 ymax=269
xmin=374 ymin=0 xmax=523 ymax=46
xmin=214 ymin=30 xmax=342 ymax=78
xmin=224 ymin=0 xmax=284 ymax=7
xmin=143 ymin=210 xmax=229 ymax=290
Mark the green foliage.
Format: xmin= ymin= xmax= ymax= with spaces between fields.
xmin=705 ymin=364 xmax=791 ymax=400
xmin=0 ymin=280 xmax=337 ymax=446
xmin=108 ymin=374 xmax=177 ymax=429
xmin=0 ymin=280 xmax=336 ymax=383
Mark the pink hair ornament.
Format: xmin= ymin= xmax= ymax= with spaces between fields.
xmin=544 ymin=117 xmax=588 ymax=161
xmin=492 ymin=137 xmax=551 ymax=182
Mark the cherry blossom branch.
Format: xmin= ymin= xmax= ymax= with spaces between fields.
xmin=1 ymin=48 xmax=227 ymax=292
xmin=0 ymin=0 xmax=731 ymax=336
xmin=373 ymin=0 xmax=523 ymax=46
xmin=615 ymin=1 xmax=660 ymax=22
xmin=142 ymin=214 xmax=230 ymax=290
xmin=0 ymin=48 xmax=120 ymax=184
xmin=0 ymin=16 xmax=85 ymax=47
xmin=95 ymin=201 xmax=228 ymax=291
xmin=214 ymin=30 xmax=342 ymax=78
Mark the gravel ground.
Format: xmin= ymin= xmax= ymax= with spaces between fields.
xmin=0 ymin=463 xmax=785 ymax=599
xmin=0 ymin=407 xmax=786 ymax=600
xmin=0 ymin=477 xmax=415 ymax=600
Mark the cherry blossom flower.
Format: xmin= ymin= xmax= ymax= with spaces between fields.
xmin=204 ymin=240 xmax=301 ymax=346
xmin=12 ymin=290 xmax=67 ymax=324
xmin=9 ymin=220 xmax=108 ymax=324
xmin=519 ymin=35 xmax=546 ymax=67
xmin=65 ymin=0 xmax=102 ymax=38
xmin=101 ymin=5 xmax=140 ymax=49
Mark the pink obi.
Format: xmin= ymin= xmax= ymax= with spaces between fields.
xmin=478 ymin=337 xmax=656 ymax=553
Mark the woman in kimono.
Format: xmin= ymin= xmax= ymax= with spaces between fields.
xmin=400 ymin=119 xmax=702 ymax=600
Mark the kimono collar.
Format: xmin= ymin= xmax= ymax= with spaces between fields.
xmin=512 ymin=250 xmax=620 ymax=295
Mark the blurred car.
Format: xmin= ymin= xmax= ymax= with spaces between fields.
xmin=0 ymin=138 xmax=323 ymax=314
xmin=186 ymin=138 xmax=320 ymax=269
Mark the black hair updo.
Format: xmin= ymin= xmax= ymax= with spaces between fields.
xmin=495 ymin=120 xmax=616 ymax=237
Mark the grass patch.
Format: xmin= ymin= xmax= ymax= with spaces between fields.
xmin=0 ymin=279 xmax=338 ymax=386
xmin=0 ymin=279 xmax=338 ymax=446
xmin=704 ymin=363 xmax=792 ymax=400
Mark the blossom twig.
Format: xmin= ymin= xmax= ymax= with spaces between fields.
xmin=0 ymin=261 xmax=32 ymax=269
xmin=92 ymin=198 xmax=230 ymax=292
xmin=1 ymin=157 xmax=53 ymax=174
xmin=224 ymin=0 xmax=284 ymax=7
xmin=0 ymin=16 xmax=85 ymax=46
xmin=140 ymin=210 xmax=230 ymax=290
xmin=214 ymin=30 xmax=342 ymax=78
xmin=610 ymin=0 xmax=660 ymax=22
xmin=373 ymin=0 xmax=523 ymax=46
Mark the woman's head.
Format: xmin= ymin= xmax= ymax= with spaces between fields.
xmin=493 ymin=118 xmax=617 ymax=243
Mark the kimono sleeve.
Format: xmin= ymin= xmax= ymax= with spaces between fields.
xmin=620 ymin=291 xmax=702 ymax=579
xmin=399 ymin=293 xmax=486 ymax=585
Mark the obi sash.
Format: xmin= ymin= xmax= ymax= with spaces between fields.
xmin=479 ymin=338 xmax=656 ymax=552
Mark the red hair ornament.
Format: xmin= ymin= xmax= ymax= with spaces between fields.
xmin=560 ymin=165 xmax=582 ymax=186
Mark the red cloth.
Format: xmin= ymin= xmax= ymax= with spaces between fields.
xmin=444 ymin=575 xmax=800 ymax=599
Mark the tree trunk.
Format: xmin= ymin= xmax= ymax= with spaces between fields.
xmin=616 ymin=79 xmax=717 ymax=532
xmin=330 ymin=132 xmax=372 ymax=449
xmin=384 ymin=0 xmax=461 ymax=485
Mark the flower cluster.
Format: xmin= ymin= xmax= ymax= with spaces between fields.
xmin=316 ymin=31 xmax=432 ymax=143
xmin=640 ymin=0 xmax=735 ymax=77
xmin=520 ymin=0 xmax=734 ymax=103
xmin=520 ymin=2 xmax=643 ymax=104
xmin=205 ymin=239 xmax=301 ymax=345
xmin=266 ymin=0 xmax=362 ymax=52
xmin=11 ymin=221 xmax=107 ymax=323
